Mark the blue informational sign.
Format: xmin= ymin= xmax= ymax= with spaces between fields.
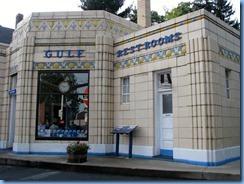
xmin=112 ymin=125 xmax=138 ymax=158
xmin=8 ymin=89 xmax=16 ymax=95
xmin=112 ymin=125 xmax=138 ymax=134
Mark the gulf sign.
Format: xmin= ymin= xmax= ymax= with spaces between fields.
xmin=44 ymin=50 xmax=85 ymax=58
xmin=117 ymin=32 xmax=182 ymax=58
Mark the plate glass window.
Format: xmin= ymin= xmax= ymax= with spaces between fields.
xmin=36 ymin=71 xmax=89 ymax=140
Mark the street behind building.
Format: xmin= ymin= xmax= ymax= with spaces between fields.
xmin=0 ymin=165 xmax=175 ymax=181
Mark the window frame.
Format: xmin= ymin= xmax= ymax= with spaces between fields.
xmin=225 ymin=69 xmax=230 ymax=99
xmin=121 ymin=77 xmax=130 ymax=104
xmin=36 ymin=70 xmax=89 ymax=141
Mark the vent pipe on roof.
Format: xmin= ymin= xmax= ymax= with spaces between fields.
xmin=15 ymin=13 xmax=23 ymax=28
xmin=137 ymin=0 xmax=151 ymax=27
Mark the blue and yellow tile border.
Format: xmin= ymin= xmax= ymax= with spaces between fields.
xmin=114 ymin=44 xmax=186 ymax=70
xmin=30 ymin=19 xmax=135 ymax=37
xmin=34 ymin=61 xmax=94 ymax=70
xmin=219 ymin=46 xmax=240 ymax=64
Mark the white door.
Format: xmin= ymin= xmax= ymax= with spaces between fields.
xmin=160 ymin=93 xmax=173 ymax=157
xmin=8 ymin=95 xmax=16 ymax=148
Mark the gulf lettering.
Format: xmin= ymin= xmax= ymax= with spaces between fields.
xmin=67 ymin=50 xmax=74 ymax=58
xmin=44 ymin=50 xmax=85 ymax=58
xmin=56 ymin=50 xmax=63 ymax=58
xmin=77 ymin=50 xmax=84 ymax=57
xmin=45 ymin=50 xmax=52 ymax=58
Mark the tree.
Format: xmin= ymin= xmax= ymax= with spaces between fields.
xmin=79 ymin=0 xmax=132 ymax=18
xmin=192 ymin=0 xmax=213 ymax=13
xmin=162 ymin=0 xmax=239 ymax=30
xmin=164 ymin=2 xmax=193 ymax=20
xmin=129 ymin=7 xmax=165 ymax=25
xmin=213 ymin=0 xmax=239 ymax=29
xmin=151 ymin=11 xmax=165 ymax=25
xmin=192 ymin=0 xmax=240 ymax=30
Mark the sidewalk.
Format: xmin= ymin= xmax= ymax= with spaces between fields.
xmin=0 ymin=151 xmax=240 ymax=180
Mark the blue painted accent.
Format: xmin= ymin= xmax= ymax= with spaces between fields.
xmin=179 ymin=22 xmax=184 ymax=25
xmin=160 ymin=149 xmax=173 ymax=157
xmin=12 ymin=151 xmax=66 ymax=155
xmin=114 ymin=152 xmax=152 ymax=159
xmin=88 ymin=152 xmax=114 ymax=156
xmin=0 ymin=148 xmax=12 ymax=152
xmin=174 ymin=156 xmax=240 ymax=166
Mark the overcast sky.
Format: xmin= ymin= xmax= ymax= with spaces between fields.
xmin=0 ymin=0 xmax=240 ymax=29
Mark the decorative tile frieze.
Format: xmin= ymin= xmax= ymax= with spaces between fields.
xmin=34 ymin=42 xmax=95 ymax=47
xmin=34 ymin=61 xmax=94 ymax=70
xmin=30 ymin=19 xmax=135 ymax=36
xmin=114 ymin=44 xmax=186 ymax=70
xmin=219 ymin=46 xmax=240 ymax=64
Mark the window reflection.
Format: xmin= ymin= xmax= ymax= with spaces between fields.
xmin=37 ymin=71 xmax=89 ymax=140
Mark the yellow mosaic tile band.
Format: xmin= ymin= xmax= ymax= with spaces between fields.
xmin=219 ymin=46 xmax=240 ymax=64
xmin=33 ymin=61 xmax=95 ymax=70
xmin=114 ymin=44 xmax=186 ymax=70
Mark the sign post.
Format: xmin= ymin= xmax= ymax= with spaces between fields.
xmin=112 ymin=125 xmax=138 ymax=158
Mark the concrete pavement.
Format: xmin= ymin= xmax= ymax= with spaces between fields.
xmin=0 ymin=151 xmax=240 ymax=180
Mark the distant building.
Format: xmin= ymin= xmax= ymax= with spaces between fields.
xmin=0 ymin=25 xmax=14 ymax=45
xmin=0 ymin=26 xmax=14 ymax=142
xmin=0 ymin=0 xmax=240 ymax=166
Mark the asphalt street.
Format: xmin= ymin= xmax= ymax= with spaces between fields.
xmin=0 ymin=165 xmax=177 ymax=181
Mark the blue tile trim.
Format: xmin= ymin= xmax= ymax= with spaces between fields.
xmin=160 ymin=149 xmax=173 ymax=157
xmin=174 ymin=156 xmax=240 ymax=166
xmin=12 ymin=151 xmax=66 ymax=155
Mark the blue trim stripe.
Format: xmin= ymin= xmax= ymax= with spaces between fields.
xmin=174 ymin=156 xmax=240 ymax=166
xmin=160 ymin=149 xmax=173 ymax=157
xmin=12 ymin=151 xmax=66 ymax=155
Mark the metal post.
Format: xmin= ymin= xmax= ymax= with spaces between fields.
xmin=61 ymin=95 xmax=64 ymax=119
xmin=116 ymin=133 xmax=119 ymax=156
xmin=129 ymin=132 xmax=133 ymax=158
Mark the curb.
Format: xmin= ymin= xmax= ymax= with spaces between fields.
xmin=0 ymin=157 xmax=240 ymax=180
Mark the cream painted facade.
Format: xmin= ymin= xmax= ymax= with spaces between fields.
xmin=0 ymin=9 xmax=240 ymax=166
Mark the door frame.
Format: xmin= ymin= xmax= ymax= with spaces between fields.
xmin=154 ymin=70 xmax=173 ymax=156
